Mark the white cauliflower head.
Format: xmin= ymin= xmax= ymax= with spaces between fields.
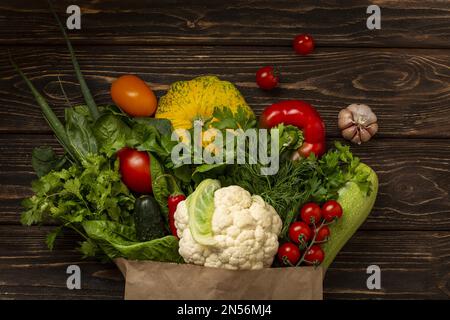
xmin=174 ymin=182 xmax=282 ymax=270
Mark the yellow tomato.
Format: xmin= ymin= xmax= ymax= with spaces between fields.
xmin=111 ymin=75 xmax=157 ymax=117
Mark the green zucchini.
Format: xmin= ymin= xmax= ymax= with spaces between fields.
xmin=134 ymin=195 xmax=165 ymax=241
xmin=322 ymin=163 xmax=379 ymax=271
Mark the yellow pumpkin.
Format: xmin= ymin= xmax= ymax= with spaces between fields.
xmin=155 ymin=75 xmax=255 ymax=130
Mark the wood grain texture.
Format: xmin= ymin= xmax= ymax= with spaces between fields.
xmin=0 ymin=134 xmax=449 ymax=230
xmin=0 ymin=226 xmax=123 ymax=300
xmin=1 ymin=226 xmax=448 ymax=299
xmin=1 ymin=0 xmax=449 ymax=48
xmin=1 ymin=0 xmax=450 ymax=300
xmin=3 ymin=46 xmax=450 ymax=137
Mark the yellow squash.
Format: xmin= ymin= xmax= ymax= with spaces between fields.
xmin=155 ymin=75 xmax=254 ymax=130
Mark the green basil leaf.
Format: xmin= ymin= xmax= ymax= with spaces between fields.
xmin=93 ymin=114 xmax=131 ymax=156
xmin=149 ymin=153 xmax=170 ymax=215
xmin=191 ymin=163 xmax=226 ymax=185
xmin=31 ymin=146 xmax=68 ymax=177
xmin=133 ymin=117 xmax=173 ymax=136
xmin=65 ymin=108 xmax=98 ymax=161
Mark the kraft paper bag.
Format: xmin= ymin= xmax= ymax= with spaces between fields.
xmin=115 ymin=258 xmax=323 ymax=300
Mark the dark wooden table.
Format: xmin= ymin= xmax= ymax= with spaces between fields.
xmin=1 ymin=0 xmax=449 ymax=299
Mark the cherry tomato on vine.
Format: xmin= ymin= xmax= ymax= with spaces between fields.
xmin=300 ymin=203 xmax=322 ymax=225
xmin=293 ymin=34 xmax=315 ymax=55
xmin=117 ymin=147 xmax=152 ymax=194
xmin=111 ymin=74 xmax=157 ymax=117
xmin=322 ymin=200 xmax=343 ymax=222
xmin=288 ymin=222 xmax=312 ymax=246
xmin=277 ymin=243 xmax=301 ymax=265
xmin=256 ymin=66 xmax=279 ymax=90
xmin=314 ymin=225 xmax=330 ymax=242
xmin=304 ymin=245 xmax=324 ymax=265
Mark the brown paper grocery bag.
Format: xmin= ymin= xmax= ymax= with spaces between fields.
xmin=115 ymin=258 xmax=323 ymax=300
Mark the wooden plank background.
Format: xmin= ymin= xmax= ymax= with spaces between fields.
xmin=0 ymin=0 xmax=449 ymax=299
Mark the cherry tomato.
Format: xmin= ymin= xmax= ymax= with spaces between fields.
xmin=111 ymin=75 xmax=157 ymax=117
xmin=256 ymin=66 xmax=279 ymax=90
xmin=304 ymin=245 xmax=324 ymax=265
xmin=117 ymin=147 xmax=152 ymax=194
xmin=278 ymin=243 xmax=301 ymax=265
xmin=293 ymin=34 xmax=315 ymax=55
xmin=322 ymin=200 xmax=343 ymax=222
xmin=300 ymin=202 xmax=322 ymax=225
xmin=314 ymin=225 xmax=330 ymax=242
xmin=288 ymin=222 xmax=312 ymax=245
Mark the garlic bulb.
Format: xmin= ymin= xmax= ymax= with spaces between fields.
xmin=338 ymin=104 xmax=378 ymax=144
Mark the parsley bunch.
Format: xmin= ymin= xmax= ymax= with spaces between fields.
xmin=21 ymin=154 xmax=135 ymax=255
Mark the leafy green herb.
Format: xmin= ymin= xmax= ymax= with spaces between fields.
xmin=133 ymin=117 xmax=174 ymax=136
xmin=10 ymin=56 xmax=79 ymax=163
xmin=32 ymin=146 xmax=69 ymax=177
xmin=207 ymin=106 xmax=257 ymax=130
xmin=65 ymin=107 xmax=98 ymax=161
xmin=49 ymin=0 xmax=100 ymax=120
xmin=220 ymin=142 xmax=372 ymax=238
xmin=21 ymin=154 xmax=135 ymax=254
xmin=82 ymin=220 xmax=182 ymax=262
xmin=129 ymin=123 xmax=177 ymax=162
xmin=93 ymin=114 xmax=131 ymax=156
xmin=149 ymin=153 xmax=170 ymax=216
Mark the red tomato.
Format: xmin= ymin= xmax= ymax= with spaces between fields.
xmin=117 ymin=147 xmax=152 ymax=194
xmin=278 ymin=243 xmax=301 ymax=265
xmin=300 ymin=202 xmax=322 ymax=225
xmin=293 ymin=34 xmax=315 ymax=55
xmin=322 ymin=200 xmax=343 ymax=222
xmin=314 ymin=225 xmax=330 ymax=242
xmin=304 ymin=245 xmax=324 ymax=265
xmin=288 ymin=222 xmax=312 ymax=245
xmin=256 ymin=66 xmax=279 ymax=90
xmin=111 ymin=75 xmax=157 ymax=117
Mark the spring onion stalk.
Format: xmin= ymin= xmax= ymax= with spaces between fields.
xmin=48 ymin=0 xmax=100 ymax=121
xmin=10 ymin=55 xmax=79 ymax=163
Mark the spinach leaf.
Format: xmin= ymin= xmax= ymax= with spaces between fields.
xmin=65 ymin=108 xmax=98 ymax=161
xmin=129 ymin=123 xmax=177 ymax=162
xmin=31 ymin=146 xmax=68 ymax=177
xmin=149 ymin=153 xmax=170 ymax=216
xmin=192 ymin=163 xmax=226 ymax=185
xmin=93 ymin=114 xmax=131 ymax=156
xmin=133 ymin=117 xmax=173 ymax=136
xmin=173 ymin=165 xmax=192 ymax=184
xmin=82 ymin=220 xmax=182 ymax=262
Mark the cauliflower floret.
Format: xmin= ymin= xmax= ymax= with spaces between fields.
xmin=174 ymin=185 xmax=282 ymax=270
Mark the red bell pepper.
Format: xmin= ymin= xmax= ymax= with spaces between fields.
xmin=154 ymin=174 xmax=186 ymax=238
xmin=259 ymin=100 xmax=326 ymax=157
xmin=168 ymin=194 xmax=186 ymax=237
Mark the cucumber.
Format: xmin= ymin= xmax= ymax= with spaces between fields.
xmin=134 ymin=195 xmax=165 ymax=241
xmin=321 ymin=163 xmax=379 ymax=271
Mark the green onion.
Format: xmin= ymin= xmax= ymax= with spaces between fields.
xmin=10 ymin=55 xmax=79 ymax=163
xmin=48 ymin=0 xmax=100 ymax=121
